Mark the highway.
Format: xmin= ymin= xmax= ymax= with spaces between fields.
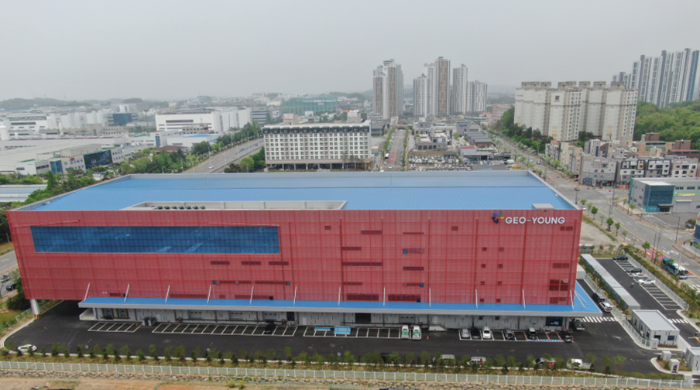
xmin=0 ymin=250 xmax=17 ymax=298
xmin=495 ymin=134 xmax=700 ymax=287
xmin=185 ymin=139 xmax=264 ymax=174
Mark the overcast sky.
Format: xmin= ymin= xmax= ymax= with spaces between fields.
xmin=2 ymin=0 xmax=699 ymax=101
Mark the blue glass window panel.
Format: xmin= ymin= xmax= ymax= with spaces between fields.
xmin=31 ymin=226 xmax=279 ymax=254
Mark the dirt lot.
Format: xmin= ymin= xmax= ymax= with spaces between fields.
xmin=0 ymin=378 xmax=330 ymax=390
xmin=579 ymin=222 xmax=616 ymax=246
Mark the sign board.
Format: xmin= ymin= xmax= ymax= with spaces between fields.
xmin=334 ymin=326 xmax=351 ymax=334
xmin=314 ymin=327 xmax=331 ymax=332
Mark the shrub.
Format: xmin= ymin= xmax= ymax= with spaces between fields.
xmin=149 ymin=344 xmax=158 ymax=361
xmin=136 ymin=349 xmax=145 ymax=362
xmin=227 ymin=381 xmax=237 ymax=388
xmin=119 ymin=345 xmax=131 ymax=360
xmin=38 ymin=347 xmax=46 ymax=357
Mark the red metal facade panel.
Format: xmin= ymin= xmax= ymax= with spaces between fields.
xmin=7 ymin=209 xmax=581 ymax=305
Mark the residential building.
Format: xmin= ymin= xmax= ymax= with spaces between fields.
xmin=668 ymin=140 xmax=700 ymax=160
xmin=515 ymin=81 xmax=637 ymax=143
xmin=452 ymin=65 xmax=470 ymax=115
xmin=578 ymin=155 xmax=616 ymax=186
xmin=490 ymin=104 xmax=513 ymax=123
xmin=373 ymin=59 xmax=404 ymax=120
xmin=413 ymin=74 xmax=429 ymax=118
xmin=619 ymin=49 xmax=699 ymax=108
xmin=470 ymin=81 xmax=488 ymax=112
xmin=629 ymin=177 xmax=700 ymax=212
xmin=263 ymin=122 xmax=372 ymax=170
xmin=8 ymin=171 xmax=600 ymax=329
xmin=433 ymin=57 xmax=451 ymax=117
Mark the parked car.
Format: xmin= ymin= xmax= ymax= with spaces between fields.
xmin=527 ymin=327 xmax=538 ymax=340
xmin=411 ymin=325 xmax=422 ymax=340
xmin=5 ymin=283 xmax=16 ymax=291
xmin=535 ymin=357 xmax=555 ymax=367
xmin=626 ymin=268 xmax=643 ymax=275
xmin=470 ymin=356 xmax=486 ymax=364
xmin=612 ymin=255 xmax=628 ymax=260
xmin=482 ymin=326 xmax=492 ymax=340
xmin=460 ymin=328 xmax=471 ymax=339
xmin=401 ymin=325 xmax=410 ymax=339
xmin=17 ymin=344 xmax=36 ymax=353
xmin=504 ymin=329 xmax=515 ymax=341
xmin=470 ymin=327 xmax=481 ymax=340
xmin=563 ymin=332 xmax=573 ymax=343
xmin=570 ymin=318 xmax=585 ymax=331
xmin=591 ymin=293 xmax=605 ymax=303
xmin=599 ymin=301 xmax=613 ymax=312
xmin=638 ymin=278 xmax=656 ymax=285
xmin=263 ymin=323 xmax=275 ymax=334
xmin=0 ymin=274 xmax=9 ymax=283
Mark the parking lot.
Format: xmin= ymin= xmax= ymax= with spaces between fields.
xmin=152 ymin=323 xmax=298 ymax=337
xmin=88 ymin=322 xmax=140 ymax=333
xmin=608 ymin=258 xmax=684 ymax=310
xmin=303 ymin=327 xmax=403 ymax=339
xmin=458 ymin=329 xmax=567 ymax=342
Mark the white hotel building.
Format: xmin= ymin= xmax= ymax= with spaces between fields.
xmin=263 ymin=122 xmax=372 ymax=170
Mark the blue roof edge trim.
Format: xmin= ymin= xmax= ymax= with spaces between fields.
xmin=79 ymin=282 xmax=601 ymax=316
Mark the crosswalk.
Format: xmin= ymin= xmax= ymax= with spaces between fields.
xmin=581 ymin=316 xmax=618 ymax=323
xmin=668 ymin=318 xmax=692 ymax=324
xmin=584 ymin=199 xmax=610 ymax=204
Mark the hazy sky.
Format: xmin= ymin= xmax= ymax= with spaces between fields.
xmin=2 ymin=0 xmax=699 ymax=101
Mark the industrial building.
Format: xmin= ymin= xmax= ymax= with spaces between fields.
xmin=8 ymin=171 xmax=600 ymax=330
xmin=629 ymin=177 xmax=700 ymax=213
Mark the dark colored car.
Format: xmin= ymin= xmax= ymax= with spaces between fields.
xmin=504 ymin=329 xmax=515 ymax=341
xmin=591 ymin=293 xmax=605 ymax=303
xmin=527 ymin=327 xmax=537 ymax=341
xmin=5 ymin=283 xmax=16 ymax=291
xmin=470 ymin=327 xmax=481 ymax=340
xmin=563 ymin=332 xmax=573 ymax=343
xmin=570 ymin=318 xmax=585 ymax=331
xmin=612 ymin=255 xmax=628 ymax=260
xmin=263 ymin=323 xmax=275 ymax=334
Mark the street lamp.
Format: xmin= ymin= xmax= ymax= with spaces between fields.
xmin=574 ymin=187 xmax=580 ymax=204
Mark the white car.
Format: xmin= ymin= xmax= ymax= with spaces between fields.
xmin=638 ymin=278 xmax=656 ymax=285
xmin=17 ymin=344 xmax=36 ymax=353
xmin=482 ymin=326 xmax=493 ymax=340
xmin=599 ymin=301 xmax=613 ymax=312
xmin=460 ymin=328 xmax=471 ymax=339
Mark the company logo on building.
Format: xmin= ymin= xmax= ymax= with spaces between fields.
xmin=492 ymin=212 xmax=504 ymax=224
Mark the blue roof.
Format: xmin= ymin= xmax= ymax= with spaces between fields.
xmin=25 ymin=171 xmax=576 ymax=211
xmin=187 ymin=134 xmax=215 ymax=138
xmin=80 ymin=282 xmax=599 ymax=315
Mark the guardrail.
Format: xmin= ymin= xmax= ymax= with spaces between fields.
xmin=625 ymin=255 xmax=689 ymax=310
xmin=0 ymin=361 xmax=689 ymax=388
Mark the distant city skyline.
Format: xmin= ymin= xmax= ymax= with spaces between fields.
xmin=1 ymin=0 xmax=699 ymax=101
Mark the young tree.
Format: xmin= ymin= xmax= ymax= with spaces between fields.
xmin=642 ymin=242 xmax=651 ymax=250
xmin=76 ymin=345 xmax=83 ymax=358
xmin=614 ymin=222 xmax=621 ymax=235
xmin=602 ymin=355 xmax=612 ymax=375
xmin=606 ymin=217 xmax=614 ymax=231
xmin=119 ymin=345 xmax=131 ymax=361
xmin=149 ymin=344 xmax=158 ymax=361
xmin=343 ymin=351 xmax=356 ymax=366
xmin=591 ymin=206 xmax=599 ymax=218
xmin=136 ymin=349 xmax=146 ymax=362
xmin=284 ymin=347 xmax=293 ymax=362
xmin=614 ymin=355 xmax=627 ymax=373
xmin=164 ymin=346 xmax=173 ymax=362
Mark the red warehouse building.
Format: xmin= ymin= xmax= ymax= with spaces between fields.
xmin=8 ymin=171 xmax=600 ymax=330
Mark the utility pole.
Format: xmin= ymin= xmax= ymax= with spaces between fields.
xmin=608 ymin=187 xmax=615 ymax=217
xmin=675 ymin=216 xmax=681 ymax=244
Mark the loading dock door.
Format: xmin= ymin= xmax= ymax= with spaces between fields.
xmin=400 ymin=315 xmax=415 ymax=323
xmin=356 ymin=313 xmax=372 ymax=324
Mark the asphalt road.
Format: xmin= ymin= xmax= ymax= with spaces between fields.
xmin=0 ymin=250 xmax=17 ymax=298
xmin=7 ymin=300 xmax=662 ymax=374
xmin=185 ymin=139 xmax=264 ymax=174
xmin=496 ymin=135 xmax=698 ymax=287
xmin=381 ymin=130 xmax=405 ymax=172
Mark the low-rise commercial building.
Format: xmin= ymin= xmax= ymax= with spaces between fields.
xmin=629 ymin=177 xmax=700 ymax=212
xmin=631 ymin=310 xmax=679 ymax=347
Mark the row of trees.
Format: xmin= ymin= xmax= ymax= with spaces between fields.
xmin=493 ymin=107 xmax=552 ymax=153
xmin=5 ymin=343 xmax=642 ymax=377
xmin=216 ymin=122 xmax=263 ymax=151
xmin=224 ymin=148 xmax=266 ymax=173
